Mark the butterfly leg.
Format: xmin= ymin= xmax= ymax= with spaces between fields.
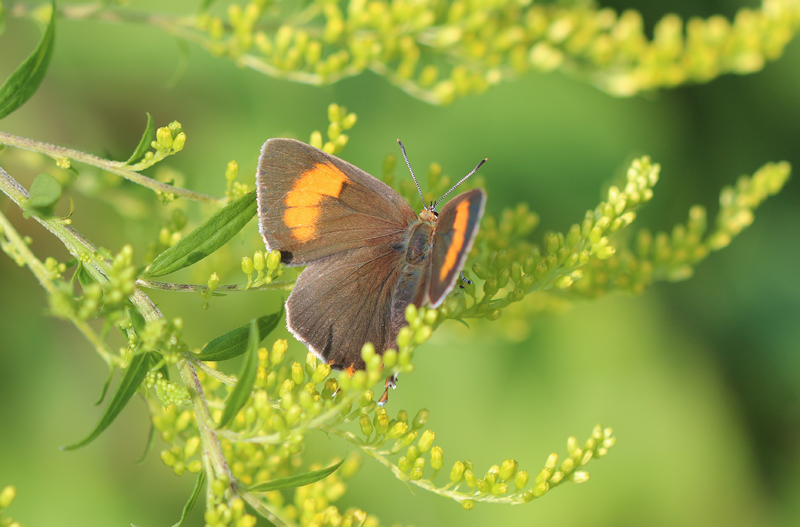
xmin=458 ymin=271 xmax=472 ymax=288
xmin=377 ymin=373 xmax=399 ymax=406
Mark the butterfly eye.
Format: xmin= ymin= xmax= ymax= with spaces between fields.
xmin=433 ymin=211 xmax=439 ymax=218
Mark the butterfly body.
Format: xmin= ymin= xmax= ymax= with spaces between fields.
xmin=256 ymin=138 xmax=485 ymax=371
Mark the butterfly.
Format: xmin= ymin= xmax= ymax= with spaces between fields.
xmin=256 ymin=138 xmax=486 ymax=374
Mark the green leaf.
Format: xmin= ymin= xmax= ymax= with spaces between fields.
xmin=76 ymin=263 xmax=96 ymax=288
xmin=129 ymin=305 xmax=147 ymax=336
xmin=62 ymin=352 xmax=152 ymax=450
xmin=94 ymin=364 xmax=115 ymax=406
xmin=143 ymin=192 xmax=257 ymax=278
xmin=0 ymin=0 xmax=56 ymax=120
xmin=172 ymin=469 xmax=205 ymax=527
xmin=196 ymin=307 xmax=283 ymax=361
xmin=247 ymin=457 xmax=345 ymax=492
xmin=136 ymin=421 xmax=156 ymax=465
xmin=124 ymin=112 xmax=154 ymax=165
xmin=157 ymin=354 xmax=170 ymax=381
xmin=23 ymin=172 xmax=61 ymax=218
xmin=216 ymin=319 xmax=259 ymax=429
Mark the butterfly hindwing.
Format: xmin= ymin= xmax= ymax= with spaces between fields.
xmin=256 ymin=138 xmax=416 ymax=266
xmin=286 ymin=244 xmax=416 ymax=370
xmin=428 ymin=188 xmax=486 ymax=307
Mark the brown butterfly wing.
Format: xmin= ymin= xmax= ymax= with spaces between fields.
xmin=428 ymin=188 xmax=486 ymax=307
xmin=286 ymin=243 xmax=419 ymax=369
xmin=256 ymin=138 xmax=416 ymax=266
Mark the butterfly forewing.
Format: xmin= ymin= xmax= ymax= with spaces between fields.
xmin=256 ymin=138 xmax=416 ymax=265
xmin=428 ymin=188 xmax=486 ymax=307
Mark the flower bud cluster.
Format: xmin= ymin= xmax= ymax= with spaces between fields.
xmin=131 ymin=120 xmax=186 ymax=171
xmin=241 ymin=248 xmax=285 ymax=290
xmin=287 ymin=457 xmax=377 ymax=527
xmin=309 ymin=104 xmax=358 ymax=155
xmin=224 ymin=160 xmax=252 ymax=200
xmin=431 ymin=424 xmax=616 ymax=507
xmin=194 ymin=339 xmax=398 ymax=524
xmin=382 ymin=304 xmax=436 ymax=374
xmin=573 ymin=161 xmax=791 ymax=297
xmin=186 ymin=304 xmax=439 ymax=524
xmin=48 ymin=245 xmax=138 ymax=323
xmin=196 ymin=340 xmax=358 ymax=491
xmin=518 ymin=425 xmax=616 ymax=503
xmin=146 ymin=370 xmax=192 ymax=407
xmin=204 ymin=478 xmax=258 ymax=527
xmin=192 ymin=1 xmax=800 ymax=104
xmin=427 ymin=157 xmax=659 ymax=322
xmin=0 ymin=223 xmax=27 ymax=266
xmin=153 ymin=404 xmax=204 ymax=476
xmin=105 ymin=244 xmax=137 ymax=308
xmin=134 ymin=315 xmax=188 ymax=363
xmin=286 ymin=502 xmax=380 ymax=527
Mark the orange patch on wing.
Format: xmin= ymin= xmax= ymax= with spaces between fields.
xmin=439 ymin=200 xmax=471 ymax=281
xmin=284 ymin=163 xmax=348 ymax=242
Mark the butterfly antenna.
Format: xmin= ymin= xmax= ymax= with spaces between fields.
xmin=433 ymin=157 xmax=487 ymax=210
xmin=397 ymin=139 xmax=426 ymax=208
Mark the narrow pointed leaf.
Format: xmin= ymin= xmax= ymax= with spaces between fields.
xmin=0 ymin=0 xmax=56 ymax=120
xmin=124 ymin=112 xmax=154 ymax=165
xmin=172 ymin=469 xmax=206 ymax=527
xmin=196 ymin=307 xmax=283 ymax=361
xmin=136 ymin=421 xmax=156 ymax=464
xmin=247 ymin=457 xmax=345 ymax=492
xmin=94 ymin=364 xmax=115 ymax=406
xmin=143 ymin=192 xmax=257 ymax=278
xmin=216 ymin=320 xmax=259 ymax=428
xmin=76 ymin=263 xmax=96 ymax=287
xmin=62 ymin=352 xmax=152 ymax=450
xmin=23 ymin=172 xmax=61 ymax=218
xmin=129 ymin=305 xmax=147 ymax=336
xmin=157 ymin=354 xmax=170 ymax=381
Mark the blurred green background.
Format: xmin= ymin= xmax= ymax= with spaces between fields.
xmin=1 ymin=1 xmax=799 ymax=526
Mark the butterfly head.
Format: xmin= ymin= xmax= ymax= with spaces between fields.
xmin=419 ymin=208 xmax=437 ymax=222
xmin=396 ymin=139 xmax=486 ymax=221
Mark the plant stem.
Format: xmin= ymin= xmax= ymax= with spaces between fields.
xmin=320 ymin=424 xmax=529 ymax=505
xmin=136 ymin=278 xmax=295 ymax=293
xmin=0 ymin=131 xmax=224 ymax=204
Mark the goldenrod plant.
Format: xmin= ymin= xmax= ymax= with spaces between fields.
xmin=0 ymin=1 xmax=795 ymax=527
xmin=6 ymin=0 xmax=800 ymax=103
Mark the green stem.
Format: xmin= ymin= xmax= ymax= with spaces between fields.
xmin=0 ymin=131 xmax=223 ymax=204
xmin=178 ymin=358 xmax=234 ymax=482
xmin=186 ymin=355 xmax=237 ymax=387
xmin=136 ymin=278 xmax=295 ymax=293
xmin=320 ymin=425 xmax=529 ymax=505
